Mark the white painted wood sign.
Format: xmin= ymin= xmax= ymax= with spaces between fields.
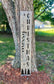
xmin=20 ymin=11 xmax=32 ymax=75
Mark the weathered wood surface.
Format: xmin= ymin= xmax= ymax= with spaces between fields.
xmin=20 ymin=11 xmax=32 ymax=75
xmin=1 ymin=0 xmax=37 ymax=72
xmin=20 ymin=0 xmax=37 ymax=72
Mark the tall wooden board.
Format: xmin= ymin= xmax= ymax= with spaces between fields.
xmin=20 ymin=11 xmax=32 ymax=75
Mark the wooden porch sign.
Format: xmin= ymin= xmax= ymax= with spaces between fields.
xmin=20 ymin=11 xmax=32 ymax=75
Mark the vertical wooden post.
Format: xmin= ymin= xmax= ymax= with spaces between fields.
xmin=20 ymin=0 xmax=37 ymax=75
xmin=20 ymin=11 xmax=32 ymax=75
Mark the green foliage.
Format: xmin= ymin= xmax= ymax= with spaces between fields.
xmin=0 ymin=0 xmax=54 ymax=32
xmin=0 ymin=34 xmax=15 ymax=66
xmin=0 ymin=3 xmax=7 ymax=25
xmin=38 ymin=65 xmax=45 ymax=71
xmin=33 ymin=0 xmax=54 ymax=24
xmin=0 ymin=2 xmax=11 ymax=33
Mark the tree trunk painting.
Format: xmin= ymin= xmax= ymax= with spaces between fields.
xmin=0 ymin=0 xmax=37 ymax=72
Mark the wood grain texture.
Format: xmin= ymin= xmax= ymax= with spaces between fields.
xmin=1 ymin=0 xmax=37 ymax=71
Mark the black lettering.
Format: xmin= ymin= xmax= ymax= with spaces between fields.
xmin=27 ymin=38 xmax=29 ymax=42
xmin=27 ymin=25 xmax=30 ymax=30
xmin=22 ymin=32 xmax=25 ymax=52
xmin=26 ymin=50 xmax=28 ymax=54
xmin=22 ymin=43 xmax=24 ymax=47
xmin=28 ymin=69 xmax=30 ymax=74
xmin=21 ymin=69 xmax=24 ymax=74
xmin=22 ymin=48 xmax=24 ymax=52
xmin=27 ymin=32 xmax=29 ymax=36
xmin=27 ymin=56 xmax=29 ymax=60
xmin=27 ymin=44 xmax=29 ymax=48
xmin=27 ymin=13 xmax=30 ymax=18
xmin=27 ymin=62 xmax=29 ymax=66
xmin=27 ymin=19 xmax=30 ymax=24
